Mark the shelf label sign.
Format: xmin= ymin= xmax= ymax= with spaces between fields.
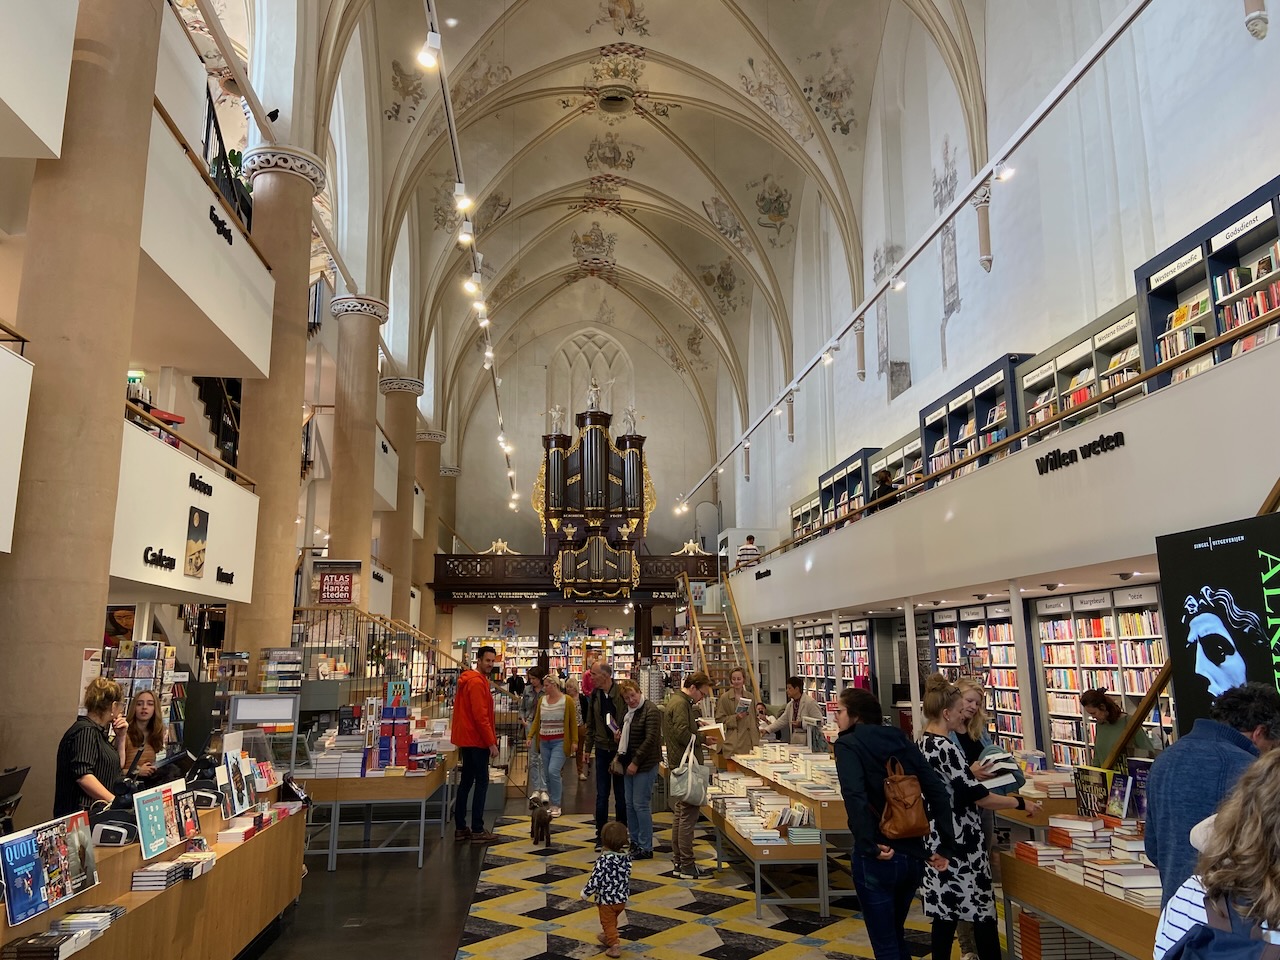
xmin=975 ymin=371 xmax=1005 ymax=395
xmin=871 ymin=458 xmax=887 ymax=472
xmin=948 ymin=391 xmax=974 ymax=413
xmin=1023 ymin=362 xmax=1055 ymax=389
xmin=903 ymin=439 xmax=922 ymax=457
xmin=1072 ymin=592 xmax=1111 ymax=611
xmin=925 ymin=406 xmax=947 ymax=426
xmin=848 ymin=619 xmax=869 ymax=632
xmin=1058 ymin=341 xmax=1092 ymax=368
xmin=1095 ymin=314 xmax=1138 ymax=348
xmin=986 ymin=604 xmax=1011 ymax=618
xmin=934 ymin=610 xmax=958 ymax=624
xmin=1149 ymin=246 xmax=1204 ymax=289
xmin=1112 ymin=585 xmax=1159 ymax=607
xmin=1156 ymin=511 xmax=1280 ymax=735
xmin=959 ymin=606 xmax=985 ymax=621
xmin=1036 ymin=597 xmax=1070 ymax=614
xmin=1210 ymin=202 xmax=1274 ymax=252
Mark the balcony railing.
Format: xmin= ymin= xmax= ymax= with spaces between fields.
xmin=200 ymin=86 xmax=252 ymax=231
xmin=125 ymin=400 xmax=256 ymax=489
xmin=0 ymin=319 xmax=27 ymax=357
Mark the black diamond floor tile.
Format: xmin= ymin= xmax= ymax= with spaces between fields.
xmin=616 ymin=909 xmax=687 ymax=940
xmin=523 ymin=864 xmax=588 ymax=885
xmin=521 ymin=895 xmax=582 ymax=921
xmin=472 ymin=881 xmax=525 ymax=902
xmin=677 ymin=890 xmax=747 ymax=916
xmin=458 ymin=917 xmax=521 ymax=947
xmin=700 ymin=928 xmax=791 ymax=960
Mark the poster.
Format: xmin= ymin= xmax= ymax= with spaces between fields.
xmin=184 ymin=507 xmax=209 ymax=579
xmin=319 ymin=572 xmax=354 ymax=604
xmin=1155 ymin=512 xmax=1280 ymax=735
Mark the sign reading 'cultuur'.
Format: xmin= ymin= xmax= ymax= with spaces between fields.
xmin=1035 ymin=431 xmax=1126 ymax=477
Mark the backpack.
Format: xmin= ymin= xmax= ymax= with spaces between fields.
xmin=880 ymin=757 xmax=930 ymax=839
xmin=1165 ymin=897 xmax=1280 ymax=960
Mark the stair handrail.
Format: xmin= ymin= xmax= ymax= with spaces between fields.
xmin=676 ymin=572 xmax=711 ymax=676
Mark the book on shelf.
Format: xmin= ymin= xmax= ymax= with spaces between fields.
xmin=1072 ymin=766 xmax=1114 ymax=818
xmin=1126 ymin=757 xmax=1153 ymax=819
xmin=1104 ymin=775 xmax=1132 ymax=818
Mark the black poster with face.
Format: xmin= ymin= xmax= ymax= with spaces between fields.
xmin=1155 ymin=512 xmax=1280 ymax=735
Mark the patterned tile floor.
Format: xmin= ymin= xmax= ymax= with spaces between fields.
xmin=456 ymin=812 xmax=942 ymax=960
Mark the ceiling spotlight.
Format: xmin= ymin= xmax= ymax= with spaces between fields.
xmin=1115 ymin=572 xmax=1136 ymax=581
xmin=472 ymin=299 xmax=486 ymax=312
xmin=503 ymin=444 xmax=513 ymax=454
xmin=717 ymin=466 xmax=724 ymax=474
xmin=822 ymin=350 xmax=833 ymax=365
xmin=1042 ymin=583 xmax=1062 ymax=592
xmin=994 ymin=159 xmax=1015 ymax=182
xmin=890 ymin=275 xmax=906 ymax=292
xmin=463 ymin=271 xmax=481 ymax=294
xmin=743 ymin=440 xmax=750 ymax=449
xmin=774 ymin=407 xmax=783 ymax=417
xmin=974 ymin=593 xmax=989 ymax=600
xmin=482 ymin=359 xmax=492 ymax=370
xmin=507 ymin=469 xmax=515 ymax=478
xmin=511 ymin=491 xmax=520 ymax=501
xmin=454 ymin=182 xmax=471 ymax=211
xmin=497 ymin=434 xmax=505 ymax=445
xmin=477 ymin=315 xmax=490 ymax=329
xmin=485 ymin=347 xmax=495 ymax=361
xmin=458 ymin=219 xmax=474 ymax=244
xmin=444 ymin=17 xmax=459 ymax=27
xmin=417 ymin=31 xmax=441 ymax=69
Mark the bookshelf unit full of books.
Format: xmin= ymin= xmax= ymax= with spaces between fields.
xmin=1136 ymin=173 xmax=1280 ymax=389
xmin=1032 ymin=586 xmax=1174 ymax=769
xmin=837 ymin=618 xmax=873 ymax=685
xmin=869 ymin=429 xmax=923 ymax=504
xmin=794 ymin=621 xmax=837 ymax=703
xmin=818 ymin=447 xmax=880 ymax=529
xmin=1015 ymin=301 xmax=1144 ymax=447
xmin=980 ymin=602 xmax=1024 ymax=751
xmin=931 ymin=609 xmax=962 ymax=680
xmin=653 ymin=633 xmax=694 ymax=678
xmin=918 ymin=354 xmax=1032 ymax=489
xmin=790 ymin=490 xmax=821 ymax=541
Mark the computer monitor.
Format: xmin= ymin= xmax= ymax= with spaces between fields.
xmin=891 ymin=682 xmax=914 ymax=704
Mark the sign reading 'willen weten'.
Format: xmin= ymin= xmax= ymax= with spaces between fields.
xmin=1035 ymin=431 xmax=1126 ymax=477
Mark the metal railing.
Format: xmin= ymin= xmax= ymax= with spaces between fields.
xmin=125 ymin=400 xmax=256 ymax=489
xmin=760 ymin=304 xmax=1280 ymax=563
xmin=292 ymin=606 xmax=460 ymax=719
xmin=0 ymin=318 xmax=27 ymax=357
xmin=200 ymin=86 xmax=252 ymax=231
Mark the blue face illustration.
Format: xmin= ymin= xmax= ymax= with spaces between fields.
xmin=1187 ymin=612 xmax=1249 ymax=697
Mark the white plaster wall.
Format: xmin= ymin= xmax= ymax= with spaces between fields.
xmin=0 ymin=0 xmax=78 ymax=158
xmin=0 ymin=347 xmax=34 ymax=552
xmin=154 ymin=5 xmax=208 ymax=152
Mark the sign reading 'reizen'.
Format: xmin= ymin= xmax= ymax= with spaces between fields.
xmin=1035 ymin=431 xmax=1126 ymax=477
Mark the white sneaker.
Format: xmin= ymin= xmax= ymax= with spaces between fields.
xmin=549 ymin=806 xmax=562 ymax=817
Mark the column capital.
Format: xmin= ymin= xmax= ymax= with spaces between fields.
xmin=440 ymin=465 xmax=461 ymax=478
xmin=417 ymin=430 xmax=447 ymax=444
xmin=242 ymin=145 xmax=326 ymax=196
xmin=379 ymin=377 xmax=425 ymax=396
xmin=331 ymin=295 xmax=389 ymax=323
xmin=970 ymin=182 xmax=992 ymax=209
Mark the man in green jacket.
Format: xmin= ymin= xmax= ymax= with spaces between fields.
xmin=585 ymin=662 xmax=628 ymax=849
xmin=663 ymin=671 xmax=712 ymax=879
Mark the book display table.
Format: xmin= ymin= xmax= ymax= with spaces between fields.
xmin=303 ymin=752 xmax=455 ymax=871
xmin=2 ymin=800 xmax=304 ymax=960
xmin=995 ymin=798 xmax=1079 ymax=842
xmin=701 ymin=804 xmax=826 ymax=919
xmin=998 ymin=853 xmax=1159 ymax=960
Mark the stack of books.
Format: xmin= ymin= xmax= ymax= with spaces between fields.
xmin=1110 ymin=830 xmax=1148 ymax=863
xmin=47 ymin=905 xmax=125 ymax=941
xmin=132 ymin=860 xmax=187 ymax=891
xmin=1101 ymin=863 xmax=1161 ymax=903
xmin=0 ymin=930 xmax=92 ymax=959
xmin=174 ymin=851 xmax=217 ymax=878
xmin=787 ymin=827 xmax=821 ymax=845
xmin=1014 ymin=841 xmax=1064 ymax=866
xmin=1052 ymin=859 xmax=1087 ymax=884
xmin=1082 ymin=858 xmax=1139 ymax=892
xmin=217 ymin=816 xmax=258 ymax=843
xmin=1017 ymin=911 xmax=1121 ymax=960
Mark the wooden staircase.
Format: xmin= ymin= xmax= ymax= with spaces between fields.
xmin=678 ymin=572 xmax=762 ymax=702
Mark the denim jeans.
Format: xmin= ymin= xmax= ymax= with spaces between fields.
xmin=593 ymin=748 xmax=626 ymax=834
xmin=849 ymin=850 xmax=925 ymax=960
xmin=624 ymin=764 xmax=659 ymax=852
xmin=454 ymin=746 xmax=490 ymax=833
xmin=539 ymin=738 xmax=566 ymax=806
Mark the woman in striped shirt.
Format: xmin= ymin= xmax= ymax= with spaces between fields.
xmin=528 ymin=675 xmax=577 ymax=818
xmin=1154 ymin=749 xmax=1280 ymax=959
xmin=54 ymin=678 xmax=127 ymax=816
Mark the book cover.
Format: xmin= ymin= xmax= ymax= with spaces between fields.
xmin=1072 ymin=766 xmax=1114 ymax=818
xmin=175 ymin=791 xmax=201 ymax=839
xmin=63 ymin=813 xmax=98 ymax=897
xmin=134 ymin=786 xmax=171 ymax=860
xmin=736 ymin=697 xmax=751 ymax=717
xmin=1 ymin=829 xmax=48 ymax=925
xmin=215 ymin=760 xmax=234 ymax=819
xmin=161 ymin=787 xmax=182 ymax=849
xmin=238 ymin=754 xmax=259 ymax=806
xmin=34 ymin=818 xmax=72 ymax=907
xmin=1126 ymin=757 xmax=1154 ymax=819
xmin=1104 ymin=775 xmax=1133 ymax=818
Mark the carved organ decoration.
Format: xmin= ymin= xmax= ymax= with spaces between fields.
xmin=535 ymin=391 xmax=653 ymax=598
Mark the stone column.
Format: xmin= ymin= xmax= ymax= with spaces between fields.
xmin=413 ymin=431 xmax=445 ymax=636
xmin=378 ymin=377 xmax=423 ymax=621
xmin=227 ymin=146 xmax=327 ymax=669
xmin=326 ymin=296 xmax=387 ymax=593
xmin=0 ymin=0 xmax=164 ymax=821
xmin=435 ymin=465 xmax=461 ymax=645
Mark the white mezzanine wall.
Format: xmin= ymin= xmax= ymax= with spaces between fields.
xmin=729 ymin=0 xmax=1280 ymax=537
xmin=454 ymin=280 xmax=715 ymax=555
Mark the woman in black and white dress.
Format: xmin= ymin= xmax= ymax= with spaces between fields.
xmin=917 ymin=674 xmax=1040 ymax=960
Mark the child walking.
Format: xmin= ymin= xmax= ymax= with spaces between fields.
xmin=582 ymin=821 xmax=631 ymax=957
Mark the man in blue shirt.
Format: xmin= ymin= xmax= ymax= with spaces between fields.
xmin=1145 ymin=682 xmax=1280 ymax=907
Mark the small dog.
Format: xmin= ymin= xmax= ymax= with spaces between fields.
xmin=530 ymin=800 xmax=554 ymax=847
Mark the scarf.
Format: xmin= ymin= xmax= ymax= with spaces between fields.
xmin=618 ymin=693 xmax=646 ymax=756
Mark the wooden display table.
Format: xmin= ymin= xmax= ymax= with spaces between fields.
xmin=701 ymin=805 xmax=825 ymax=919
xmin=3 ymin=800 xmax=304 ymax=960
xmin=998 ymin=853 xmax=1159 ymax=960
xmin=995 ymin=797 xmax=1079 ymax=841
xmin=302 ymin=753 xmax=455 ymax=871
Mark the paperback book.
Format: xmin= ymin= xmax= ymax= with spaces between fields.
xmin=1126 ymin=757 xmax=1153 ymax=819
xmin=1104 ymin=775 xmax=1133 ymax=818
xmin=1072 ymin=765 xmax=1114 ymax=819
xmin=0 ymin=813 xmax=98 ymax=927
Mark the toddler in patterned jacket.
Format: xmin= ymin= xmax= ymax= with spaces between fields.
xmin=582 ymin=821 xmax=631 ymax=957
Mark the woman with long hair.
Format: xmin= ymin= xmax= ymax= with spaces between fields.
xmin=918 ymin=674 xmax=1041 ymax=960
xmin=1079 ymin=688 xmax=1155 ymax=769
xmin=54 ymin=678 xmax=126 ymax=816
xmin=616 ymin=679 xmax=662 ymax=859
xmin=1153 ymin=747 xmax=1280 ymax=958
xmin=951 ymin=678 xmax=994 ymax=778
xmin=714 ymin=666 xmax=761 ymax=757
xmin=118 ymin=688 xmax=166 ymax=776
xmin=528 ymin=675 xmax=577 ymax=817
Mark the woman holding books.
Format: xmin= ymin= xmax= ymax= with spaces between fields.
xmin=118 ymin=688 xmax=165 ymax=776
xmin=834 ymin=686 xmax=955 ymax=960
xmin=1080 ymin=689 xmax=1155 ymax=769
xmin=528 ymin=675 xmax=577 ymax=818
xmin=918 ymin=674 xmax=1041 ymax=960
xmin=714 ymin=667 xmax=761 ymax=757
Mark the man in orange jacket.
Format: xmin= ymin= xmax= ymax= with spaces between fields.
xmin=454 ymin=646 xmax=501 ymax=843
